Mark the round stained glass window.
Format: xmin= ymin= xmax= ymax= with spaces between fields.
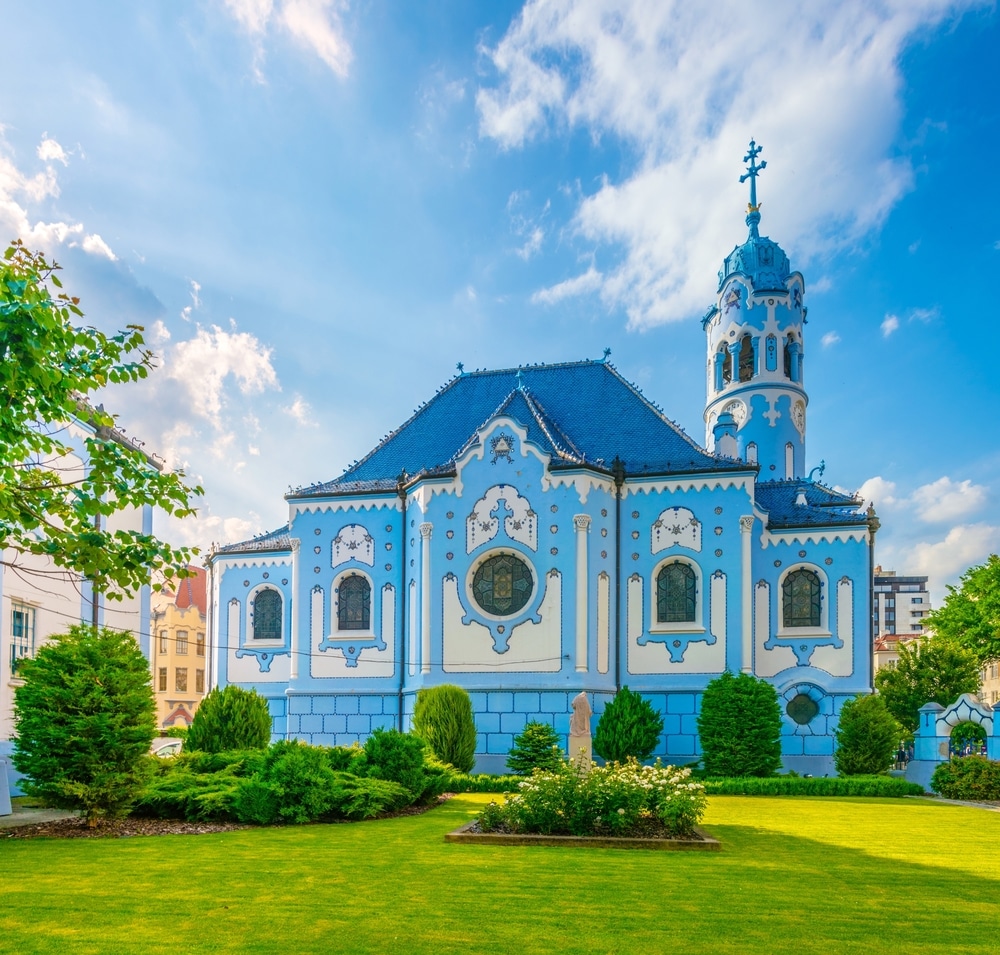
xmin=471 ymin=553 xmax=534 ymax=617
xmin=786 ymin=693 xmax=819 ymax=725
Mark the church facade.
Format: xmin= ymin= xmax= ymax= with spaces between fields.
xmin=209 ymin=145 xmax=877 ymax=775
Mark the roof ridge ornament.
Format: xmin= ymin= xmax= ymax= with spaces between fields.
xmin=739 ymin=139 xmax=766 ymax=238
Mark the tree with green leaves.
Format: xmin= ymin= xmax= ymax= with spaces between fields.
xmin=186 ymin=685 xmax=273 ymax=753
xmin=411 ymin=684 xmax=477 ymax=773
xmin=696 ymin=671 xmax=782 ymax=777
xmin=507 ymin=721 xmax=565 ymax=774
xmin=0 ymin=240 xmax=201 ymax=599
xmin=923 ymin=555 xmax=1000 ymax=665
xmin=593 ymin=686 xmax=664 ymax=763
xmin=12 ymin=625 xmax=156 ymax=825
xmin=833 ymin=694 xmax=901 ymax=776
xmin=874 ymin=637 xmax=981 ymax=736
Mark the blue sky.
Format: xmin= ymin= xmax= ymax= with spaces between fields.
xmin=1 ymin=0 xmax=997 ymax=602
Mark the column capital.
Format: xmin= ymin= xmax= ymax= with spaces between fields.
xmin=419 ymin=522 xmax=433 ymax=540
xmin=739 ymin=515 xmax=754 ymax=533
xmin=573 ymin=514 xmax=592 ymax=532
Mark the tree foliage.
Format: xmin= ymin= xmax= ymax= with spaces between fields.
xmin=0 ymin=241 xmax=201 ymax=596
xmin=186 ymin=685 xmax=273 ymax=753
xmin=411 ymin=684 xmax=477 ymax=773
xmin=923 ymin=555 xmax=1000 ymax=665
xmin=696 ymin=671 xmax=782 ymax=777
xmin=593 ymin=686 xmax=664 ymax=763
xmin=12 ymin=625 xmax=156 ymax=825
xmin=873 ymin=637 xmax=981 ymax=735
xmin=833 ymin=694 xmax=901 ymax=776
xmin=507 ymin=721 xmax=566 ymax=775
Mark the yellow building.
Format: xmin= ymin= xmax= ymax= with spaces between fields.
xmin=150 ymin=566 xmax=208 ymax=730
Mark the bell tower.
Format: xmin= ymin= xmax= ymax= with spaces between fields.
xmin=703 ymin=141 xmax=807 ymax=480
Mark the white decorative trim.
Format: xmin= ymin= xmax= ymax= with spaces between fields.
xmin=837 ymin=576 xmax=853 ymax=650
xmin=453 ymin=417 xmax=552 ymax=491
xmin=741 ymin=516 xmax=753 ymax=672
xmin=330 ymin=568 xmax=376 ymax=638
xmin=710 ymin=570 xmax=727 ymax=646
xmin=597 ymin=571 xmax=610 ymax=675
xmin=648 ymin=556 xmax=704 ymax=634
xmin=546 ymin=471 xmax=613 ymax=504
xmin=651 ymin=507 xmax=701 ymax=553
xmin=466 ymin=485 xmax=537 ymax=553
xmin=290 ymin=497 xmax=402 ymax=518
xmin=215 ymin=556 xmax=292 ymax=571
xmin=381 ymin=583 xmax=395 ymax=654
xmin=575 ymin=514 xmax=590 ymax=672
xmin=623 ymin=474 xmax=755 ymax=497
xmin=408 ymin=579 xmax=417 ymax=676
xmin=332 ymin=523 xmax=375 ymax=568
xmin=761 ymin=528 xmax=870 ymax=548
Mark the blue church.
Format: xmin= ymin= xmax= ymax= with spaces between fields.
xmin=209 ymin=144 xmax=877 ymax=775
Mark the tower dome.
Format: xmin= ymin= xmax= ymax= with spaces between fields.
xmin=703 ymin=141 xmax=808 ymax=480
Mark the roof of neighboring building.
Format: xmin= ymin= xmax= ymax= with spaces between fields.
xmin=754 ymin=479 xmax=868 ymax=529
xmin=213 ymin=525 xmax=292 ymax=557
xmin=291 ymin=360 xmax=746 ymax=498
xmin=172 ymin=566 xmax=207 ymax=614
xmin=874 ymin=633 xmax=923 ymax=652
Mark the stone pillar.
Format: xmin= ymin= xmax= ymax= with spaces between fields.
xmin=419 ymin=523 xmax=433 ymax=674
xmin=740 ymin=516 xmax=754 ymax=673
xmin=751 ymin=335 xmax=761 ymax=377
xmin=574 ymin=515 xmax=591 ymax=672
xmin=289 ymin=538 xmax=301 ymax=681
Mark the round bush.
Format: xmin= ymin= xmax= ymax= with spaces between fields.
xmin=833 ymin=694 xmax=901 ymax=776
xmin=411 ymin=684 xmax=477 ymax=773
xmin=187 ymin=685 xmax=273 ymax=754
xmin=696 ymin=671 xmax=782 ymax=777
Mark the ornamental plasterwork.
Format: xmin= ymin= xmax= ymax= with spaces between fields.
xmin=722 ymin=399 xmax=748 ymax=427
xmin=791 ymin=400 xmax=806 ymax=435
xmin=466 ymin=484 xmax=537 ymax=553
xmin=623 ymin=475 xmax=754 ymax=498
xmin=651 ymin=507 xmax=701 ymax=554
xmin=332 ymin=524 xmax=375 ymax=567
xmin=761 ymin=528 xmax=870 ymax=548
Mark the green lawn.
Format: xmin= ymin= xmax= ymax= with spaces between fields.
xmin=1 ymin=795 xmax=997 ymax=954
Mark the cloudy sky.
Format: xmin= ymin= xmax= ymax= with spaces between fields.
xmin=2 ymin=0 xmax=997 ymax=601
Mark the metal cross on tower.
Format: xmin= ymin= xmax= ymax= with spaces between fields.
xmin=740 ymin=139 xmax=766 ymax=212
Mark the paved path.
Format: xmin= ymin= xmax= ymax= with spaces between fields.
xmin=0 ymin=806 xmax=79 ymax=828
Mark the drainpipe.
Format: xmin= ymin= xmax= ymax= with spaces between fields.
xmin=397 ymin=471 xmax=408 ymax=732
xmin=612 ymin=456 xmax=625 ymax=691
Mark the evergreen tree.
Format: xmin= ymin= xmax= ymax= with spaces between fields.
xmin=507 ymin=721 xmax=565 ymax=774
xmin=411 ymin=684 xmax=477 ymax=773
xmin=186 ymin=685 xmax=273 ymax=753
xmin=833 ymin=694 xmax=901 ymax=776
xmin=592 ymin=686 xmax=664 ymax=763
xmin=697 ymin=671 xmax=782 ymax=777
xmin=12 ymin=625 xmax=156 ymax=825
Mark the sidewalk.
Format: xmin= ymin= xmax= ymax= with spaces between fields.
xmin=0 ymin=805 xmax=79 ymax=828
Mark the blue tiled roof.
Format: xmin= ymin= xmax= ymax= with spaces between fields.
xmin=294 ymin=361 xmax=737 ymax=498
xmin=755 ymin=480 xmax=867 ymax=529
xmin=213 ymin=525 xmax=291 ymax=556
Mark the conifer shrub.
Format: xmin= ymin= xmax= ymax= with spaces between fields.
xmin=696 ymin=671 xmax=782 ymax=777
xmin=593 ymin=686 xmax=664 ymax=763
xmin=411 ymin=684 xmax=477 ymax=773
xmin=931 ymin=756 xmax=1000 ymax=801
xmin=12 ymin=625 xmax=156 ymax=825
xmin=507 ymin=721 xmax=566 ymax=774
xmin=357 ymin=728 xmax=430 ymax=800
xmin=833 ymin=694 xmax=901 ymax=776
xmin=233 ymin=739 xmax=340 ymax=824
xmin=186 ymin=685 xmax=272 ymax=753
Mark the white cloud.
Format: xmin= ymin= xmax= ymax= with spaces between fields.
xmin=810 ymin=276 xmax=832 ymax=294
xmin=531 ymin=264 xmax=602 ymax=305
xmin=284 ymin=395 xmax=315 ymax=426
xmin=881 ymin=314 xmax=900 ymax=337
xmin=909 ymin=306 xmax=938 ymax=324
xmin=37 ymin=136 xmax=68 ymax=166
xmin=166 ymin=322 xmax=280 ymax=428
xmin=908 ymin=240 xmax=921 ymax=254
xmin=223 ymin=0 xmax=353 ymax=78
xmin=181 ymin=279 xmax=202 ymax=321
xmin=477 ymin=0 xmax=977 ymax=326
xmin=80 ymin=232 xmax=117 ymax=260
xmin=857 ymin=475 xmax=898 ymax=508
xmin=911 ymin=476 xmax=988 ymax=523
xmin=908 ymin=523 xmax=1000 ymax=584
xmin=821 ymin=331 xmax=840 ymax=348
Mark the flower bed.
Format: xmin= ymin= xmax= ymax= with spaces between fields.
xmin=472 ymin=759 xmax=707 ymax=840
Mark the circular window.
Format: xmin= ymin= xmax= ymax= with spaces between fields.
xmin=786 ymin=694 xmax=819 ymax=725
xmin=471 ymin=553 xmax=534 ymax=617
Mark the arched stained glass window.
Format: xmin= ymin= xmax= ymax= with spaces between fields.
xmin=338 ymin=575 xmax=371 ymax=631
xmin=472 ymin=553 xmax=533 ymax=616
xmin=252 ymin=589 xmax=282 ymax=640
xmin=783 ymin=569 xmax=821 ymax=628
xmin=656 ymin=562 xmax=697 ymax=623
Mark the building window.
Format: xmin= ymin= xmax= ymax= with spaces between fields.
xmin=176 ymin=630 xmax=188 ymax=654
xmin=175 ymin=668 xmax=188 ymax=692
xmin=337 ymin=574 xmax=371 ymax=631
xmin=786 ymin=694 xmax=819 ymax=725
xmin=252 ymin=589 xmax=282 ymax=640
xmin=656 ymin=562 xmax=697 ymax=623
xmin=738 ymin=335 xmax=754 ymax=382
xmin=782 ymin=569 xmax=821 ymax=628
xmin=10 ymin=602 xmax=36 ymax=675
xmin=195 ymin=669 xmax=205 ymax=693
xmin=158 ymin=667 xmax=167 ymax=692
xmin=159 ymin=630 xmax=168 ymax=653
xmin=472 ymin=553 xmax=534 ymax=617
xmin=720 ymin=345 xmax=732 ymax=385
xmin=196 ymin=632 xmax=205 ymax=656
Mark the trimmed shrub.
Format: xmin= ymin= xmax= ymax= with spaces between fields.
xmin=702 ymin=775 xmax=924 ymax=797
xmin=136 ymin=764 xmax=244 ymax=821
xmin=931 ymin=756 xmax=1000 ymax=801
xmin=327 ymin=744 xmax=364 ymax=773
xmin=359 ymin=728 xmax=429 ymax=800
xmin=233 ymin=739 xmax=340 ymax=824
xmin=441 ymin=771 xmax=522 ymax=793
xmin=507 ymin=721 xmax=566 ymax=775
xmin=697 ymin=671 xmax=782 ymax=777
xmin=186 ymin=686 xmax=272 ymax=754
xmin=335 ymin=775 xmax=412 ymax=819
xmin=834 ymin=694 xmax=901 ymax=776
xmin=593 ymin=686 xmax=664 ymax=763
xmin=12 ymin=625 xmax=156 ymax=825
xmin=411 ymin=684 xmax=477 ymax=773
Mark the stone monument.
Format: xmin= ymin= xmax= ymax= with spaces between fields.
xmin=569 ymin=691 xmax=593 ymax=770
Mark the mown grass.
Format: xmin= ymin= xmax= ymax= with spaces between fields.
xmin=1 ymin=795 xmax=997 ymax=954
